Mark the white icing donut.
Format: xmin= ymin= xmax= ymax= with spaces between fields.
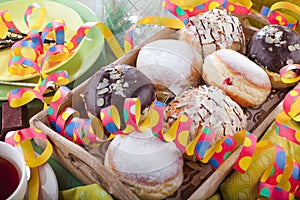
xmin=177 ymin=8 xmax=245 ymax=59
xmin=164 ymin=85 xmax=247 ymax=146
xmin=104 ymin=129 xmax=183 ymax=200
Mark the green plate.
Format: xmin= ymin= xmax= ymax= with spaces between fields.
xmin=0 ymin=0 xmax=104 ymax=100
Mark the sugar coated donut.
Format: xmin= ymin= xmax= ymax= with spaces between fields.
xmin=104 ymin=129 xmax=183 ymax=200
xmin=136 ymin=39 xmax=202 ymax=97
xmin=203 ymin=49 xmax=271 ymax=107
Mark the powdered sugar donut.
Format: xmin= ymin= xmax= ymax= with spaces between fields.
xmin=136 ymin=39 xmax=202 ymax=97
xmin=104 ymin=129 xmax=183 ymax=200
xmin=203 ymin=49 xmax=271 ymax=107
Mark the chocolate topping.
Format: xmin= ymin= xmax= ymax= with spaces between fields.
xmin=82 ymin=64 xmax=156 ymax=122
xmin=179 ymin=8 xmax=245 ymax=58
xmin=1 ymin=102 xmax=29 ymax=141
xmin=246 ymin=25 xmax=300 ymax=73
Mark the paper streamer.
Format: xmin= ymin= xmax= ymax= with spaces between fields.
xmin=233 ymin=131 xmax=257 ymax=173
xmin=232 ymin=136 xmax=300 ymax=199
xmin=207 ymin=135 xmax=238 ymax=168
xmin=282 ymin=88 xmax=300 ymax=122
xmin=124 ymin=0 xmax=252 ymax=52
xmin=5 ymin=128 xmax=53 ymax=168
xmin=163 ymin=0 xmax=252 ymax=21
xmin=257 ymin=144 xmax=298 ymax=199
xmin=13 ymin=78 xmax=250 ymax=172
xmin=247 ymin=64 xmax=300 ymax=199
xmin=274 ymin=65 xmax=300 ymax=144
xmin=9 ymin=71 xmax=300 ymax=200
xmin=5 ymin=127 xmax=53 ymax=200
xmin=0 ymin=3 xmax=124 ymax=77
xmin=7 ymin=70 xmax=70 ymax=108
xmin=260 ymin=2 xmax=300 ymax=30
xmin=280 ymin=64 xmax=300 ymax=84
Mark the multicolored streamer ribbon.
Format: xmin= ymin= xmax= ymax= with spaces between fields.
xmin=5 ymin=128 xmax=53 ymax=200
xmin=280 ymin=64 xmax=300 ymax=84
xmin=0 ymin=3 xmax=124 ymax=77
xmin=124 ymin=0 xmax=252 ymax=52
xmin=9 ymin=71 xmax=300 ymax=200
xmin=163 ymin=0 xmax=252 ymax=23
xmin=277 ymin=65 xmax=300 ymax=143
xmin=256 ymin=142 xmax=300 ymax=199
xmin=42 ymin=85 xmax=263 ymax=171
xmin=8 ymin=70 xmax=70 ymax=108
xmin=260 ymin=2 xmax=300 ymax=30
xmin=243 ymin=63 xmax=300 ymax=199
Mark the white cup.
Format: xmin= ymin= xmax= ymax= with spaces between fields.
xmin=0 ymin=141 xmax=28 ymax=200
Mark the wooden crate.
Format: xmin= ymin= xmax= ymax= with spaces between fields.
xmin=30 ymin=14 xmax=293 ymax=200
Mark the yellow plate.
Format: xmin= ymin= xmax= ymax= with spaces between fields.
xmin=0 ymin=0 xmax=82 ymax=81
xmin=0 ymin=0 xmax=104 ymax=100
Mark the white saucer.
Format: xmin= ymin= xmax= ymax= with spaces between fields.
xmin=15 ymin=147 xmax=59 ymax=200
xmin=36 ymin=161 xmax=59 ymax=200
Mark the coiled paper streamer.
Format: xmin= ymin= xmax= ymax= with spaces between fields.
xmin=124 ymin=0 xmax=252 ymax=52
xmin=5 ymin=128 xmax=53 ymax=200
xmin=0 ymin=3 xmax=124 ymax=77
xmin=244 ymin=64 xmax=300 ymax=199
xmin=8 ymin=69 xmax=300 ymax=199
xmin=274 ymin=65 xmax=300 ymax=161
xmin=124 ymin=0 xmax=300 ymax=52
xmin=8 ymin=70 xmax=70 ymax=108
xmin=260 ymin=2 xmax=300 ymax=30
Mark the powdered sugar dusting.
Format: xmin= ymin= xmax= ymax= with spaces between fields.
xmin=105 ymin=128 xmax=183 ymax=184
xmin=215 ymin=49 xmax=271 ymax=88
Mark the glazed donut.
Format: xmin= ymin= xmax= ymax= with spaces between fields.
xmin=177 ymin=8 xmax=246 ymax=59
xmin=203 ymin=49 xmax=271 ymax=107
xmin=81 ymin=64 xmax=156 ymax=122
xmin=136 ymin=39 xmax=202 ymax=98
xmin=104 ymin=129 xmax=183 ymax=200
xmin=164 ymin=85 xmax=247 ymax=148
xmin=246 ymin=24 xmax=300 ymax=89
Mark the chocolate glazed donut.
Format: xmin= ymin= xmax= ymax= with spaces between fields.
xmin=82 ymin=64 xmax=156 ymax=128
xmin=246 ymin=25 xmax=300 ymax=88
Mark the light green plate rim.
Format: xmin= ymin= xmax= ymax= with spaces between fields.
xmin=0 ymin=0 xmax=104 ymax=100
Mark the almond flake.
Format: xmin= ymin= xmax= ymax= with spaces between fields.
xmin=97 ymin=98 xmax=104 ymax=107
xmin=98 ymin=88 xmax=109 ymax=95
xmin=288 ymin=45 xmax=296 ymax=52
xmin=265 ymin=36 xmax=273 ymax=44
xmin=286 ymin=59 xmax=294 ymax=65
